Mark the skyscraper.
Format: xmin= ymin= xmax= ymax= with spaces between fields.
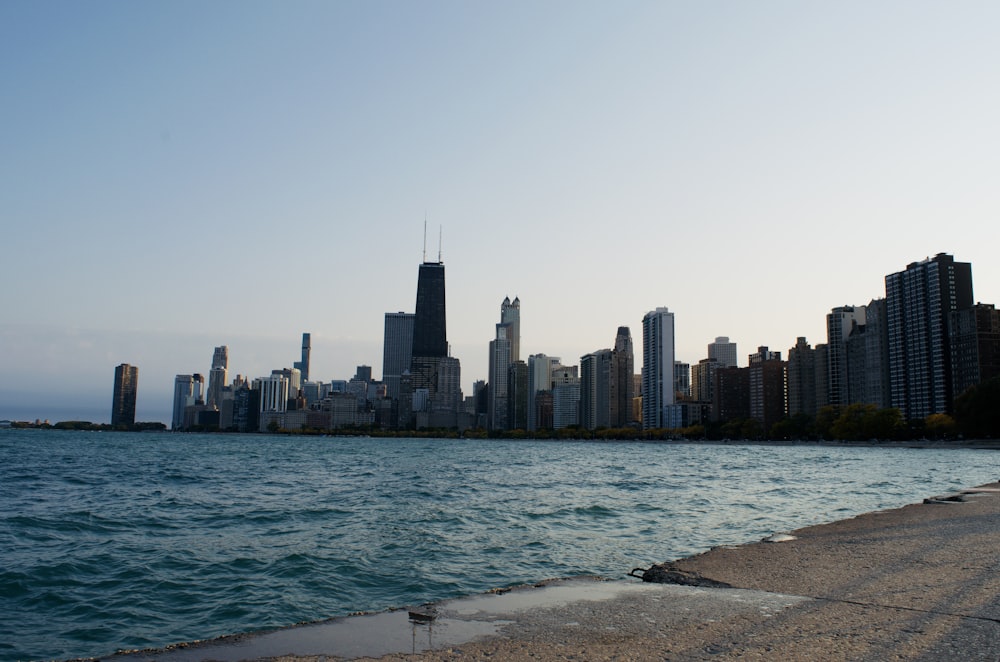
xmin=610 ymin=327 xmax=635 ymax=427
xmin=748 ymin=347 xmax=786 ymax=433
xmin=407 ymin=252 xmax=461 ymax=427
xmin=551 ymin=364 xmax=580 ymax=429
xmin=507 ymin=360 xmax=529 ymax=430
xmin=826 ymin=306 xmax=866 ymax=407
xmin=674 ymin=361 xmax=691 ymax=399
xmin=207 ymin=345 xmax=228 ymax=408
xmin=382 ymin=312 xmax=414 ymax=401
xmin=950 ymin=303 xmax=1000 ymax=397
xmin=293 ymin=333 xmax=311 ymax=383
xmin=488 ymin=297 xmax=518 ymax=430
xmin=488 ymin=324 xmax=512 ymax=430
xmin=885 ymin=253 xmax=973 ymax=420
xmin=787 ymin=337 xmax=817 ymax=417
xmin=708 ymin=336 xmax=738 ymax=368
xmin=527 ymin=353 xmax=560 ymax=431
xmin=580 ymin=349 xmax=613 ymax=430
xmin=172 ymin=374 xmax=204 ymax=431
xmin=691 ymin=358 xmax=719 ymax=404
xmin=412 ymin=262 xmax=447 ymax=359
xmin=111 ymin=363 xmax=138 ymax=427
xmin=951 ymin=303 xmax=1000 ymax=398
xmin=501 ymin=296 xmax=521 ymax=362
xmin=642 ymin=307 xmax=676 ymax=429
xmin=863 ymin=299 xmax=891 ymax=409
xmin=409 ymin=259 xmax=448 ymax=418
xmin=434 ymin=356 xmax=463 ymax=426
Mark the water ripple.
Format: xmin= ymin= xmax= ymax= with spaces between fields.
xmin=0 ymin=430 xmax=997 ymax=661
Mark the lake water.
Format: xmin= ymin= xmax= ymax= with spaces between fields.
xmin=1 ymin=429 xmax=996 ymax=661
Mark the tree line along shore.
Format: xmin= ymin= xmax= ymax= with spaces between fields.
xmin=7 ymin=376 xmax=998 ymax=443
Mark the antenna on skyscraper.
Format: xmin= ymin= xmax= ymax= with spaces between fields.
xmin=438 ymin=226 xmax=442 ymax=263
xmin=422 ymin=215 xmax=427 ymax=263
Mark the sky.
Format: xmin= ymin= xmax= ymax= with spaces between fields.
xmin=3 ymin=1 xmax=999 ymax=424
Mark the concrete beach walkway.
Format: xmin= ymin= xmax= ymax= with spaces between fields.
xmin=120 ymin=482 xmax=1000 ymax=662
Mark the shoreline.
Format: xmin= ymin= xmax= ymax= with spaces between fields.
xmin=7 ymin=425 xmax=1000 ymax=450
xmin=112 ymin=481 xmax=1000 ymax=661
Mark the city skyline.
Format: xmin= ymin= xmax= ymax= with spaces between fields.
xmin=3 ymin=2 xmax=1000 ymax=423
xmin=9 ymin=248 xmax=994 ymax=430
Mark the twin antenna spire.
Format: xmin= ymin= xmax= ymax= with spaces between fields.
xmin=422 ymin=216 xmax=443 ymax=264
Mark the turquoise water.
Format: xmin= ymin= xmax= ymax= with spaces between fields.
xmin=1 ymin=430 xmax=996 ymax=661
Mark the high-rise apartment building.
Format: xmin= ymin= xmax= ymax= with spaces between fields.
xmin=814 ymin=343 xmax=829 ymax=410
xmin=207 ymin=345 xmax=228 ymax=408
xmin=749 ymin=346 xmax=786 ymax=433
xmin=885 ymin=253 xmax=973 ymax=420
xmin=674 ymin=361 xmax=690 ymax=399
xmin=256 ymin=374 xmax=289 ymax=413
xmin=527 ymin=353 xmax=560 ymax=431
xmin=231 ymin=383 xmax=259 ymax=433
xmin=270 ymin=368 xmax=302 ymax=403
xmin=383 ymin=312 xmax=415 ymax=401
xmin=826 ymin=306 xmax=866 ymax=407
xmin=713 ymin=366 xmax=749 ymax=423
xmin=950 ymin=303 xmax=1000 ymax=397
xmin=172 ymin=374 xmax=204 ymax=431
xmin=786 ymin=338 xmax=817 ymax=417
xmin=111 ymin=363 xmax=138 ymax=427
xmin=552 ymin=365 xmax=580 ymax=429
xmin=610 ymin=327 xmax=634 ymax=427
xmin=432 ymin=356 xmax=463 ymax=428
xmin=580 ymin=349 xmax=613 ymax=430
xmin=691 ymin=358 xmax=719 ymax=404
xmin=642 ymin=307 xmax=676 ymax=429
xmin=708 ymin=336 xmax=738 ymax=368
xmin=846 ymin=324 xmax=869 ymax=406
xmin=863 ymin=299 xmax=891 ymax=409
xmin=488 ymin=325 xmax=512 ymax=430
xmin=507 ymin=360 xmax=529 ymax=430
xmin=293 ymin=333 xmax=311 ymax=383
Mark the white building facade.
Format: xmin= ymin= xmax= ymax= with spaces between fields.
xmin=642 ymin=307 xmax=676 ymax=430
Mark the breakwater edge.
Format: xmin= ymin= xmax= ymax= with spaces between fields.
xmin=1 ymin=429 xmax=997 ymax=661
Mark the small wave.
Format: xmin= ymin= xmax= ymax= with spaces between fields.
xmin=3 ymin=432 xmax=998 ymax=661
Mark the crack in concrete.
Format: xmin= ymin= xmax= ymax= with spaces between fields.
xmin=807 ymin=595 xmax=1000 ymax=625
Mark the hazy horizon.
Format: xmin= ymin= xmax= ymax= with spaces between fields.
xmin=3 ymin=2 xmax=998 ymax=424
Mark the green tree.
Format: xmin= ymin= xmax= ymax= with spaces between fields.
xmin=719 ymin=419 xmax=744 ymax=439
xmin=924 ymin=413 xmax=958 ymax=440
xmin=814 ymin=406 xmax=841 ymax=440
xmin=770 ymin=413 xmax=814 ymax=441
xmin=740 ymin=418 xmax=763 ymax=440
xmin=863 ymin=408 xmax=903 ymax=440
xmin=831 ymin=404 xmax=877 ymax=441
xmin=954 ymin=377 xmax=1000 ymax=439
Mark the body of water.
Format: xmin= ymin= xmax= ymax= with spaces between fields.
xmin=1 ymin=429 xmax=996 ymax=661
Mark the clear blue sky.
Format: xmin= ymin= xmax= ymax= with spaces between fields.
xmin=3 ymin=1 xmax=999 ymax=424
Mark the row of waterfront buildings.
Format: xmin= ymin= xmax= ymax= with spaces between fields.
xmin=109 ymin=252 xmax=998 ymax=435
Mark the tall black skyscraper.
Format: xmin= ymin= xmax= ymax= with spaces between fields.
xmin=111 ymin=363 xmax=138 ymax=427
xmin=407 ymin=252 xmax=463 ymax=428
xmin=412 ymin=262 xmax=447 ymax=358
